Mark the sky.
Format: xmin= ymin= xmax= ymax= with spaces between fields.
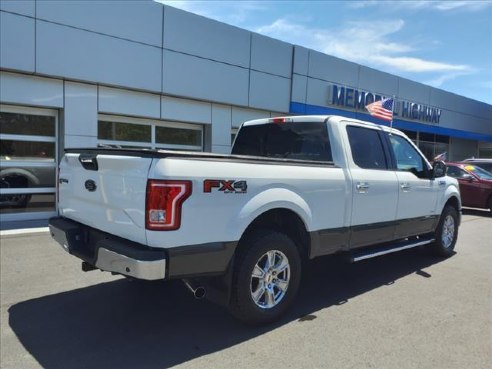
xmin=158 ymin=0 xmax=492 ymax=105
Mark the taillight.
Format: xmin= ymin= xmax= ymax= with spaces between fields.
xmin=146 ymin=180 xmax=192 ymax=231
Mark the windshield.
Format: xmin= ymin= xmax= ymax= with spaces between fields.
xmin=464 ymin=165 xmax=492 ymax=180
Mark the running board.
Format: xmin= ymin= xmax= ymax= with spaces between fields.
xmin=351 ymin=238 xmax=435 ymax=262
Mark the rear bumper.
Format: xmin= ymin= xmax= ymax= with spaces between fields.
xmin=49 ymin=217 xmax=166 ymax=280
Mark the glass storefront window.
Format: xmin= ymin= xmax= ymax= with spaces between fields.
xmin=0 ymin=166 xmax=56 ymax=188
xmin=155 ymin=126 xmax=201 ymax=146
xmin=0 ymin=112 xmax=55 ymax=137
xmin=0 ymin=106 xmax=58 ymax=220
xmin=418 ymin=141 xmax=435 ymax=161
xmin=97 ymin=116 xmax=203 ymax=151
xmin=435 ymin=134 xmax=449 ymax=144
xmin=0 ymin=193 xmax=56 ymax=214
xmin=434 ymin=142 xmax=449 ymax=158
xmin=478 ymin=149 xmax=492 ymax=158
xmin=417 ymin=132 xmax=449 ymax=161
xmin=400 ymin=129 xmax=417 ymax=141
xmin=98 ymin=121 xmax=151 ymax=143
xmin=1 ymin=140 xmax=55 ymax=161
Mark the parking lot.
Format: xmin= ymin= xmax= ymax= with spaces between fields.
xmin=1 ymin=210 xmax=491 ymax=369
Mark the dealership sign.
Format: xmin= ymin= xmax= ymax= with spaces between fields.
xmin=329 ymin=84 xmax=442 ymax=124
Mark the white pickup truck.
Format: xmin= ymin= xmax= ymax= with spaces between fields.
xmin=49 ymin=115 xmax=461 ymax=324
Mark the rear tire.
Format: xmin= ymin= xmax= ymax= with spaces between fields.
xmin=431 ymin=205 xmax=459 ymax=257
xmin=229 ymin=230 xmax=301 ymax=325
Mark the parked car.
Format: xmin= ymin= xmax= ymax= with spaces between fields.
xmin=462 ymin=158 xmax=492 ymax=173
xmin=446 ymin=162 xmax=492 ymax=213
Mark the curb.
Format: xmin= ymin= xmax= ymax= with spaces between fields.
xmin=0 ymin=227 xmax=50 ymax=237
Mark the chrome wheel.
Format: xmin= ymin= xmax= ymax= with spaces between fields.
xmin=441 ymin=215 xmax=455 ymax=248
xmin=250 ymin=250 xmax=290 ymax=309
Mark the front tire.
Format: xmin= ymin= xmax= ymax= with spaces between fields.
xmin=431 ymin=205 xmax=459 ymax=257
xmin=229 ymin=230 xmax=301 ymax=325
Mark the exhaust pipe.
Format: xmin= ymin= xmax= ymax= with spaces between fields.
xmin=183 ymin=279 xmax=206 ymax=299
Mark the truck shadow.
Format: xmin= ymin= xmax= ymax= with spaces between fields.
xmin=9 ymin=247 xmax=446 ymax=369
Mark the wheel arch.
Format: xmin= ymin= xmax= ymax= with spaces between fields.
xmin=438 ymin=181 xmax=461 ymax=217
xmin=445 ymin=195 xmax=460 ymax=212
xmin=239 ymin=208 xmax=310 ymax=262
xmin=442 ymin=195 xmax=461 ymax=226
xmin=486 ymin=192 xmax=492 ymax=210
xmin=213 ymin=206 xmax=309 ymax=312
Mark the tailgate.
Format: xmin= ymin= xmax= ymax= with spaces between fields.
xmin=58 ymin=152 xmax=152 ymax=245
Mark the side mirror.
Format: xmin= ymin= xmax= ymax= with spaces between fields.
xmin=462 ymin=174 xmax=475 ymax=182
xmin=433 ymin=160 xmax=446 ymax=178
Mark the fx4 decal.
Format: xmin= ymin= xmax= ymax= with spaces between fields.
xmin=204 ymin=179 xmax=248 ymax=194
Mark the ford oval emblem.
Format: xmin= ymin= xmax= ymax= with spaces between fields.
xmin=85 ymin=180 xmax=97 ymax=192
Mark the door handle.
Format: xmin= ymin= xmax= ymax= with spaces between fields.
xmin=356 ymin=182 xmax=369 ymax=193
xmin=400 ymin=183 xmax=411 ymax=191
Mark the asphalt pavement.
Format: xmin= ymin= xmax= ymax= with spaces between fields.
xmin=1 ymin=209 xmax=491 ymax=369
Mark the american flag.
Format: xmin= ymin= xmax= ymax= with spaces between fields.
xmin=365 ymin=97 xmax=394 ymax=122
xmin=433 ymin=152 xmax=447 ymax=162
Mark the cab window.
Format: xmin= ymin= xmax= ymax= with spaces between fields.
xmin=346 ymin=126 xmax=388 ymax=170
xmin=232 ymin=122 xmax=332 ymax=162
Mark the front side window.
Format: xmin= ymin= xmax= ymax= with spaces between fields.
xmin=346 ymin=126 xmax=387 ymax=170
xmin=389 ymin=134 xmax=428 ymax=178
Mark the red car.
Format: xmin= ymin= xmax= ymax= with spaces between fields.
xmin=446 ymin=162 xmax=492 ymax=213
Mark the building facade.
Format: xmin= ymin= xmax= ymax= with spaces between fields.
xmin=1 ymin=0 xmax=492 ymax=223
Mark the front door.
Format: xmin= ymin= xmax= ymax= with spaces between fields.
xmin=387 ymin=133 xmax=440 ymax=238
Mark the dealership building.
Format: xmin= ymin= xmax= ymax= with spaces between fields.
xmin=1 ymin=0 xmax=492 ymax=223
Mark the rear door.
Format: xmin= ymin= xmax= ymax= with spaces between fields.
xmin=58 ymin=151 xmax=153 ymax=244
xmin=346 ymin=125 xmax=399 ymax=248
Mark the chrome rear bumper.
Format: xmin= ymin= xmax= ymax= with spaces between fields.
xmin=49 ymin=217 xmax=167 ymax=281
xmin=95 ymin=247 xmax=166 ymax=280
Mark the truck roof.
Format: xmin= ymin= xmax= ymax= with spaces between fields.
xmin=242 ymin=115 xmax=406 ymax=137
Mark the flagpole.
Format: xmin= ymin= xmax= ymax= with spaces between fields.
xmin=390 ymin=95 xmax=396 ymax=132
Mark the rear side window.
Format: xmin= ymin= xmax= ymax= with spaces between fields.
xmin=346 ymin=126 xmax=388 ymax=170
xmin=232 ymin=122 xmax=332 ymax=162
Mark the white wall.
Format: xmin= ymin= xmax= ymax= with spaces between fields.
xmin=64 ymin=82 xmax=98 ymax=148
xmin=0 ymin=71 xmax=276 ymax=152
